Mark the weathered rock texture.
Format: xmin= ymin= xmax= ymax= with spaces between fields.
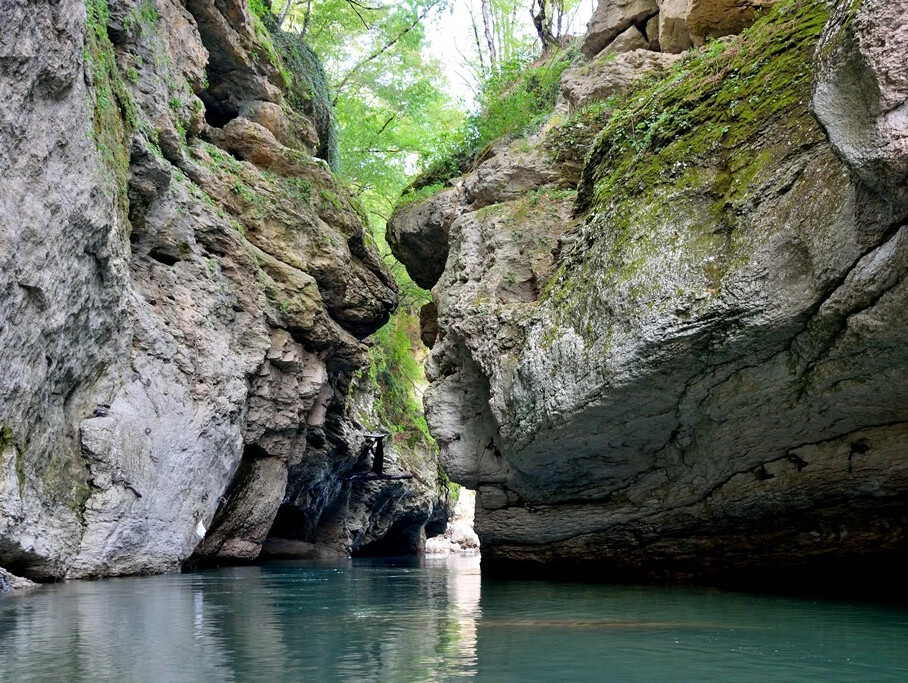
xmin=582 ymin=0 xmax=659 ymax=58
xmin=0 ymin=0 xmax=443 ymax=581
xmin=263 ymin=370 xmax=451 ymax=559
xmin=0 ymin=567 xmax=37 ymax=594
xmin=392 ymin=0 xmax=908 ymax=583
xmin=686 ymin=0 xmax=777 ymax=45
xmin=581 ymin=0 xmax=778 ymax=61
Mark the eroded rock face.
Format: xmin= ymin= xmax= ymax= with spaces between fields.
xmin=393 ymin=0 xmax=908 ymax=582
xmin=813 ymin=0 xmax=908 ymax=205
xmin=264 ymin=373 xmax=451 ymax=558
xmin=0 ymin=0 xmax=437 ymax=581
xmin=657 ymin=0 xmax=693 ymax=52
xmin=0 ymin=567 xmax=37 ymax=594
xmin=686 ymin=0 xmax=777 ymax=45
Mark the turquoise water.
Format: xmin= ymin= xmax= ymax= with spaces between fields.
xmin=2 ymin=556 xmax=907 ymax=681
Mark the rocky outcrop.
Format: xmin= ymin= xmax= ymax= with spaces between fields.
xmin=582 ymin=0 xmax=659 ymax=58
xmin=560 ymin=49 xmax=680 ymax=110
xmin=657 ymin=0 xmax=692 ymax=52
xmin=0 ymin=0 xmax=441 ymax=581
xmin=392 ymin=0 xmax=908 ymax=583
xmin=582 ymin=0 xmax=778 ymax=59
xmin=387 ymin=188 xmax=460 ymax=289
xmin=813 ymin=0 xmax=908 ymax=205
xmin=263 ymin=372 xmax=451 ymax=558
xmin=0 ymin=567 xmax=37 ymax=594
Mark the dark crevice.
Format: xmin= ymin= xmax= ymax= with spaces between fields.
xmin=201 ymin=92 xmax=238 ymax=128
xmin=148 ymin=249 xmax=180 ymax=266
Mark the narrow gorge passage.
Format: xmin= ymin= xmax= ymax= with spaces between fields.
xmin=2 ymin=0 xmax=908 ymax=679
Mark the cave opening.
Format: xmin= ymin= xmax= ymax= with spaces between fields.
xmin=353 ymin=514 xmax=427 ymax=557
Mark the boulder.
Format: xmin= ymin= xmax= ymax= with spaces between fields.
xmin=645 ymin=14 xmax=661 ymax=50
xmin=464 ymin=145 xmax=563 ymax=208
xmin=387 ymin=187 xmax=460 ymax=289
xmin=600 ymin=25 xmax=650 ymax=56
xmin=420 ymin=301 xmax=440 ymax=349
xmin=658 ymin=0 xmax=692 ymax=52
xmin=581 ymin=0 xmax=659 ymax=58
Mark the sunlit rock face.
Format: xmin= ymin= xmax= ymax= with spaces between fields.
xmin=0 ymin=0 xmax=444 ymax=580
xmin=391 ymin=0 xmax=908 ymax=582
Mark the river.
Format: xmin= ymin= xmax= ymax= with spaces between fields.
xmin=1 ymin=556 xmax=907 ymax=681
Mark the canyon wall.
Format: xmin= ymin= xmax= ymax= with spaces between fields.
xmin=0 ymin=0 xmax=446 ymax=582
xmin=391 ymin=0 xmax=908 ymax=582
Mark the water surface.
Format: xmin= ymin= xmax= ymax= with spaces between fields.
xmin=2 ymin=556 xmax=907 ymax=681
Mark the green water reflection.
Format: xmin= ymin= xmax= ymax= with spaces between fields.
xmin=1 ymin=556 xmax=907 ymax=681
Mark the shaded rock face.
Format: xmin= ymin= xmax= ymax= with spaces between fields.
xmin=0 ymin=0 xmax=437 ymax=580
xmin=392 ymin=0 xmax=908 ymax=582
xmin=264 ymin=373 xmax=451 ymax=559
xmin=387 ymin=187 xmax=460 ymax=289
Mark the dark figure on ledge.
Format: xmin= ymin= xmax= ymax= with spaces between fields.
xmin=347 ymin=431 xmax=413 ymax=481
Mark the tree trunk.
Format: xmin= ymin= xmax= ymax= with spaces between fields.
xmin=480 ymin=0 xmax=498 ymax=70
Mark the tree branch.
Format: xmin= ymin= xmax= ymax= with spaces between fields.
xmin=332 ymin=0 xmax=443 ymax=104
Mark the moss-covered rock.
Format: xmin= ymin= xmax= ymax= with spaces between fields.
xmin=419 ymin=0 xmax=908 ymax=583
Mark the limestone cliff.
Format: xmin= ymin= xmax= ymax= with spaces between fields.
xmin=390 ymin=0 xmax=908 ymax=583
xmin=0 ymin=0 xmax=447 ymax=581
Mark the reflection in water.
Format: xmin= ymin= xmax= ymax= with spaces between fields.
xmin=1 ymin=556 xmax=908 ymax=681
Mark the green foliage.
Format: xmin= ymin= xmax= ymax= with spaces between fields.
xmin=267 ymin=2 xmax=459 ymax=479
xmin=545 ymin=96 xmax=617 ymax=165
xmin=287 ymin=177 xmax=314 ymax=204
xmin=366 ymin=311 xmax=433 ymax=444
xmin=85 ymin=0 xmax=134 ymax=208
xmin=414 ymin=45 xmax=577 ymax=189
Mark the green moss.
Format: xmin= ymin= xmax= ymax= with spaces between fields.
xmin=578 ymin=0 xmax=828 ymax=211
xmin=538 ymin=0 xmax=829 ymax=348
xmin=122 ymin=0 xmax=159 ymax=36
xmin=85 ymin=0 xmax=134 ymax=209
xmin=366 ymin=311 xmax=434 ymax=446
xmin=287 ymin=177 xmax=313 ymax=205
xmin=319 ymin=188 xmax=344 ymax=210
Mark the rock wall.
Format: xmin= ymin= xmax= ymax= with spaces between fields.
xmin=391 ymin=0 xmax=908 ymax=583
xmin=0 ymin=0 xmax=444 ymax=581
